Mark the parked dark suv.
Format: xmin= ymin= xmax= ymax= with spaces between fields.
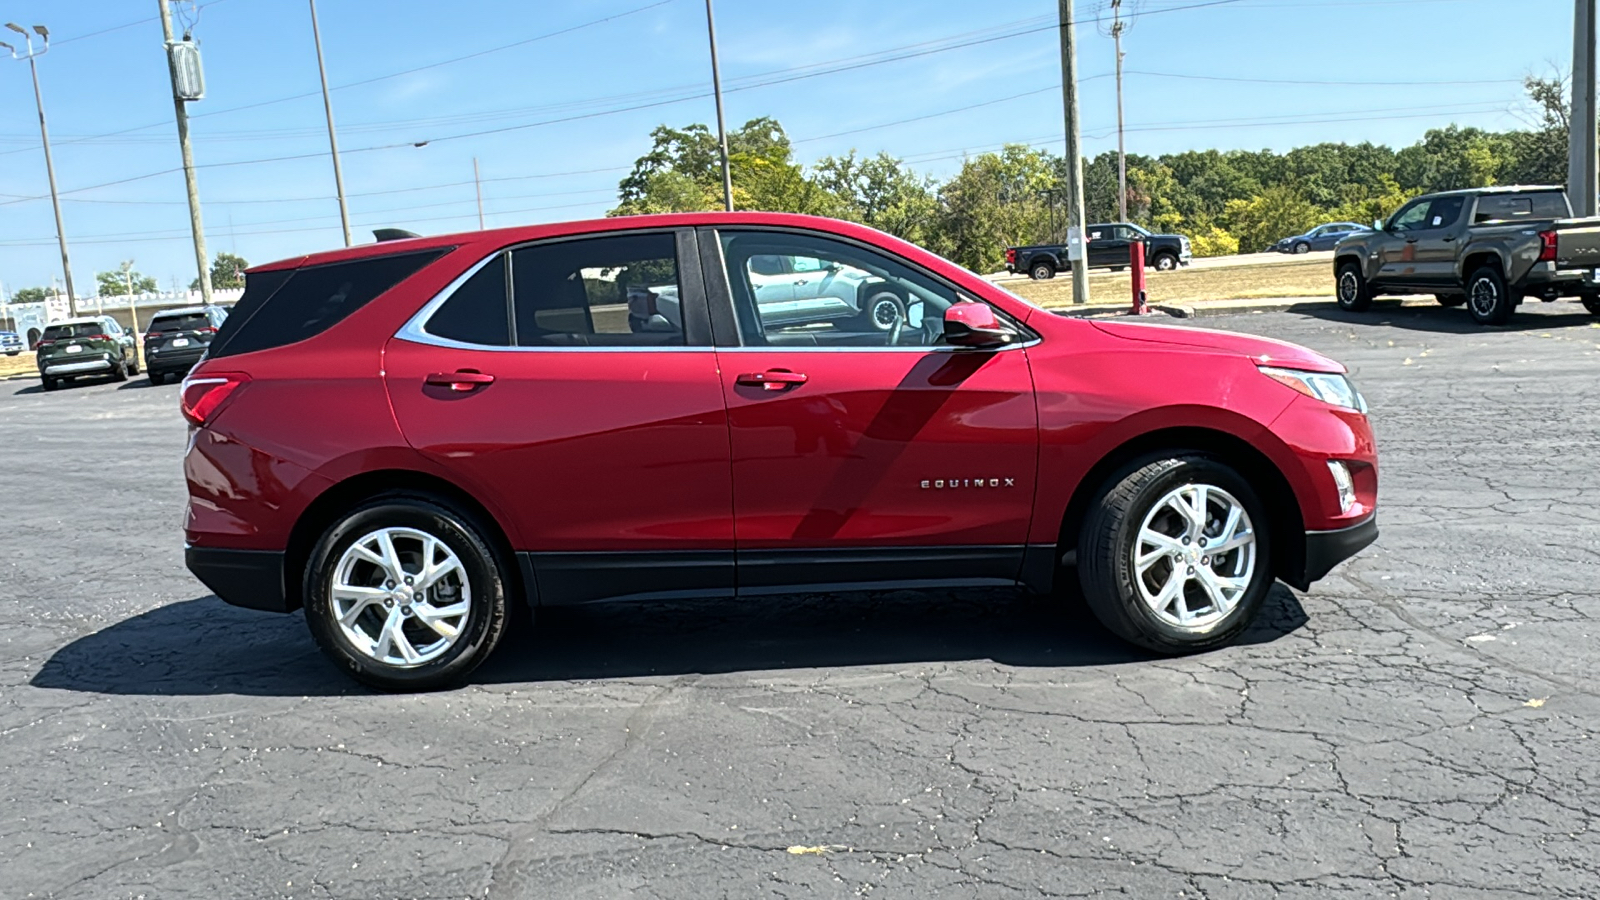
xmin=35 ymin=316 xmax=139 ymax=390
xmin=144 ymin=305 xmax=229 ymax=384
xmin=182 ymin=212 xmax=1377 ymax=690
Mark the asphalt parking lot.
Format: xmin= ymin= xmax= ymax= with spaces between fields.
xmin=2 ymin=300 xmax=1598 ymax=899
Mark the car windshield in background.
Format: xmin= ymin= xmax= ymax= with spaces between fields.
xmin=41 ymin=324 xmax=105 ymax=340
xmin=150 ymin=314 xmax=209 ymax=333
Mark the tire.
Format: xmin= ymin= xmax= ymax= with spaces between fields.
xmin=41 ymin=376 xmax=57 ymax=392
xmin=110 ymin=356 xmax=129 ymax=382
xmin=1435 ymin=294 xmax=1466 ymax=308
xmin=303 ymin=493 xmax=511 ymax=691
xmin=5 ymin=351 xmax=17 ymax=357
xmin=1030 ymin=261 xmax=1056 ymax=281
xmin=1077 ymin=455 xmax=1273 ymax=655
xmin=1466 ymin=264 xmax=1516 ymax=325
xmin=1335 ymin=261 xmax=1373 ymax=312
xmin=860 ymin=287 xmax=907 ymax=333
xmin=1581 ymin=293 xmax=1600 ymax=316
xmin=148 ymin=371 xmax=166 ymax=386
xmin=1293 ymin=242 xmax=1311 ymax=255
xmin=127 ymin=353 xmax=139 ymax=375
xmin=1152 ymin=252 xmax=1179 ymax=271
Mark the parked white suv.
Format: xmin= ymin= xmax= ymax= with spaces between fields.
xmin=635 ymin=253 xmax=911 ymax=335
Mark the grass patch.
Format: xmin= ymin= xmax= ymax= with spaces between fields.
xmin=0 ymin=354 xmax=36 ymax=380
xmin=1007 ymin=257 xmax=1334 ymax=308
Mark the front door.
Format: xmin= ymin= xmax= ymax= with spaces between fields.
xmin=707 ymin=227 xmax=1040 ymax=593
xmin=1087 ymin=224 xmax=1130 ymax=268
xmin=384 ymin=229 xmax=734 ymax=604
xmin=1408 ymin=195 xmax=1466 ymax=286
xmin=1376 ymin=197 xmax=1437 ymax=287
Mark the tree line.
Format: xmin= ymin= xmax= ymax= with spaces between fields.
xmin=611 ymin=77 xmax=1574 ymax=274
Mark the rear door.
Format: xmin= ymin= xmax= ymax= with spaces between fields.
xmin=705 ymin=227 xmax=1040 ymax=593
xmin=383 ymin=228 xmax=735 ymax=604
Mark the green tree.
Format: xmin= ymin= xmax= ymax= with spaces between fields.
xmin=96 ymin=269 xmax=157 ymax=299
xmin=1223 ymin=185 xmax=1324 ymax=253
xmin=932 ymin=145 xmax=1058 ymax=272
xmin=191 ymin=252 xmax=250 ymax=291
xmin=811 ymin=151 xmax=938 ymax=245
xmin=11 ymin=286 xmax=58 ymax=304
xmin=611 ymin=117 xmax=840 ymax=216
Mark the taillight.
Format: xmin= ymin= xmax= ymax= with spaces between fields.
xmin=180 ymin=373 xmax=249 ymax=426
xmin=1538 ymin=230 xmax=1557 ymax=262
xmin=197 ymin=326 xmax=218 ymax=334
xmin=36 ymin=340 xmax=53 ymax=349
xmin=1005 ymin=248 xmax=1016 ymax=265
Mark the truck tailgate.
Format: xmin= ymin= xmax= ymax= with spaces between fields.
xmin=1555 ymin=218 xmax=1600 ymax=269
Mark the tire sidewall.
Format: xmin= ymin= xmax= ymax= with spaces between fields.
xmin=863 ymin=289 xmax=907 ymax=332
xmin=1030 ymin=262 xmax=1055 ymax=280
xmin=1336 ymin=263 xmax=1371 ymax=311
xmin=1294 ymin=243 xmax=1310 ymax=254
xmin=303 ymin=497 xmax=507 ymax=691
xmin=1082 ymin=456 xmax=1274 ymax=653
xmin=1154 ymin=253 xmax=1178 ymax=271
xmin=1467 ymin=266 xmax=1511 ymax=324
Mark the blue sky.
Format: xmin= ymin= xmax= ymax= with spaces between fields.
xmin=0 ymin=0 xmax=1572 ymax=293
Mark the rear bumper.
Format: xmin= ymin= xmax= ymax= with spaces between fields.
xmin=1294 ymin=514 xmax=1378 ymax=589
xmin=147 ymin=349 xmax=206 ymax=372
xmin=42 ymin=358 xmax=114 ymax=376
xmin=185 ymin=545 xmax=294 ymax=612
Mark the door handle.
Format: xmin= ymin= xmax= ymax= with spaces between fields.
xmin=736 ymin=370 xmax=807 ymax=392
xmin=1442 ymin=234 xmax=1456 ymax=242
xmin=1405 ymin=237 xmax=1419 ymax=244
xmin=793 ymin=279 xmax=809 ymax=286
xmin=425 ymin=370 xmax=495 ymax=392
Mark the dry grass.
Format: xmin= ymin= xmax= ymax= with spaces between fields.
xmin=1006 ymin=257 xmax=1334 ymax=308
xmin=0 ymin=353 xmax=36 ymax=381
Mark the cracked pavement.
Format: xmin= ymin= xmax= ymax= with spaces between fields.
xmin=1 ymin=300 xmax=1597 ymax=898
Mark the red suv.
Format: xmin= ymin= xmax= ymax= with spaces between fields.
xmin=181 ymin=213 xmax=1377 ymax=689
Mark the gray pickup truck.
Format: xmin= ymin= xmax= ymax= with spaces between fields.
xmin=1333 ymin=185 xmax=1600 ymax=325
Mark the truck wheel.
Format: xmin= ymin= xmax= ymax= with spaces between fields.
xmin=1335 ymin=262 xmax=1373 ymax=311
xmin=861 ymin=288 xmax=906 ymax=332
xmin=1582 ymin=293 xmax=1600 ymax=316
xmin=1152 ymin=252 xmax=1179 ymax=271
xmin=1435 ymin=294 xmax=1466 ymax=308
xmin=1293 ymin=242 xmax=1311 ymax=254
xmin=1077 ymin=455 xmax=1272 ymax=654
xmin=1030 ymin=261 xmax=1056 ymax=280
xmin=1466 ymin=265 xmax=1515 ymax=325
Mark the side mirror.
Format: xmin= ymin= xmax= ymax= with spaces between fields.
xmin=1373 ymin=219 xmax=1385 ymax=231
xmin=943 ymin=303 xmax=1011 ymax=349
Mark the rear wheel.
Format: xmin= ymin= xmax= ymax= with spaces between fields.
xmin=303 ymin=493 xmax=511 ymax=691
xmin=860 ymin=288 xmax=906 ymax=333
xmin=1336 ymin=262 xmax=1373 ymax=312
xmin=1435 ymin=293 xmax=1466 ymax=308
xmin=1077 ymin=455 xmax=1272 ymax=654
xmin=110 ymin=356 xmax=129 ymax=382
xmin=1030 ymin=261 xmax=1056 ymax=281
xmin=1466 ymin=264 xmax=1515 ymax=325
xmin=148 ymin=371 xmax=166 ymax=386
xmin=41 ymin=376 xmax=57 ymax=392
xmin=126 ymin=353 xmax=139 ymax=375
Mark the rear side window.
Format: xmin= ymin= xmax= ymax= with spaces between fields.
xmin=511 ymin=233 xmax=683 ymax=347
xmin=1475 ymin=192 xmax=1569 ymax=223
xmin=210 ymin=249 xmax=447 ymax=358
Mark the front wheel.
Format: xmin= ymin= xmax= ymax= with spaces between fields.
xmin=1336 ymin=262 xmax=1373 ymax=312
xmin=1077 ymin=455 xmax=1272 ymax=654
xmin=1293 ymin=242 xmax=1311 ymax=255
xmin=303 ymin=494 xmax=511 ymax=691
xmin=1152 ymin=252 xmax=1179 ymax=271
xmin=1466 ymin=265 xmax=1515 ymax=325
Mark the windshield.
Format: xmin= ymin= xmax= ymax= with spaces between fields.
xmin=149 ymin=313 xmax=209 ymax=333
xmin=41 ymin=323 xmax=106 ymax=341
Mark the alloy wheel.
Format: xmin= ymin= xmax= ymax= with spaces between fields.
xmin=1338 ymin=271 xmax=1359 ymax=304
xmin=1470 ymin=277 xmax=1498 ymax=318
xmin=870 ymin=294 xmax=901 ymax=330
xmin=1131 ymin=483 xmax=1257 ymax=629
xmin=330 ymin=526 xmax=472 ymax=667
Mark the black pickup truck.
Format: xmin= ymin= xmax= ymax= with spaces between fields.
xmin=1007 ymin=223 xmax=1192 ymax=280
xmin=1334 ymin=185 xmax=1600 ymax=325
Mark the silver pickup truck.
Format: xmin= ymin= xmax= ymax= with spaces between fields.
xmin=1333 ymin=186 xmax=1600 ymax=325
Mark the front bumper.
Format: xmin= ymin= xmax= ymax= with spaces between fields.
xmin=186 ymin=545 xmax=293 ymax=612
xmin=42 ymin=358 xmax=114 ymax=376
xmin=1292 ymin=514 xmax=1378 ymax=590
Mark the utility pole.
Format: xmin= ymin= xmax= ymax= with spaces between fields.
xmin=308 ymin=0 xmax=352 ymax=245
xmin=1057 ymin=0 xmax=1090 ymax=306
xmin=704 ymin=0 xmax=734 ymax=212
xmin=157 ymin=0 xmax=213 ymax=305
xmin=120 ymin=261 xmax=142 ymax=363
xmin=1571 ymin=0 xmax=1598 ymax=217
xmin=1111 ymin=0 xmax=1128 ymax=222
xmin=473 ymin=158 xmax=485 ymax=230
xmin=3 ymin=23 xmax=77 ymax=316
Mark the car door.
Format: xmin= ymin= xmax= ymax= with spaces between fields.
xmin=383 ymin=228 xmax=735 ymax=604
xmin=1311 ymin=226 xmax=1338 ymax=251
xmin=1376 ymin=198 xmax=1436 ymax=286
xmin=1088 ymin=225 xmax=1128 ymax=268
xmin=705 ymin=226 xmax=1040 ymax=593
xmin=1409 ymin=196 xmax=1466 ymax=285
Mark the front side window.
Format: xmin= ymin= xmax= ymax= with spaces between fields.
xmin=719 ymin=230 xmax=964 ymax=348
xmin=1390 ymin=200 xmax=1433 ymax=232
xmin=1427 ymin=196 xmax=1465 ymax=229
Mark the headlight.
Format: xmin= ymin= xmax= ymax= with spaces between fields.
xmin=1258 ymin=365 xmax=1367 ymax=413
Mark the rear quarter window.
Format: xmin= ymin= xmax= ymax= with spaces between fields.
xmin=209 ymin=249 xmax=448 ymax=358
xmin=1475 ymin=192 xmax=1570 ymax=224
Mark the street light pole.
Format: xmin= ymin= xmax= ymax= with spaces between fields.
xmin=157 ymin=0 xmax=213 ymax=305
xmin=307 ymin=0 xmax=353 ymax=246
xmin=473 ymin=157 xmax=485 ymax=230
xmin=704 ymin=0 xmax=734 ymax=212
xmin=1057 ymin=0 xmax=1091 ymax=306
xmin=1571 ymin=0 xmax=1598 ymax=217
xmin=1111 ymin=0 xmax=1127 ymax=223
xmin=3 ymin=23 xmax=77 ymax=316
